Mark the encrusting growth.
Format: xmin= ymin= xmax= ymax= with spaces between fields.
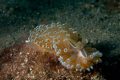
xmin=25 ymin=22 xmax=102 ymax=72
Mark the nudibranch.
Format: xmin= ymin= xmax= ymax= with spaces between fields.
xmin=25 ymin=22 xmax=102 ymax=72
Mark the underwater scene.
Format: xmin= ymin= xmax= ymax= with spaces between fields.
xmin=0 ymin=0 xmax=120 ymax=80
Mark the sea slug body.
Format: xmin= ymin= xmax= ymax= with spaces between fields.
xmin=25 ymin=22 xmax=102 ymax=72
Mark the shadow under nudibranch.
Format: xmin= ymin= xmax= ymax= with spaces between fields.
xmin=93 ymin=41 xmax=120 ymax=80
